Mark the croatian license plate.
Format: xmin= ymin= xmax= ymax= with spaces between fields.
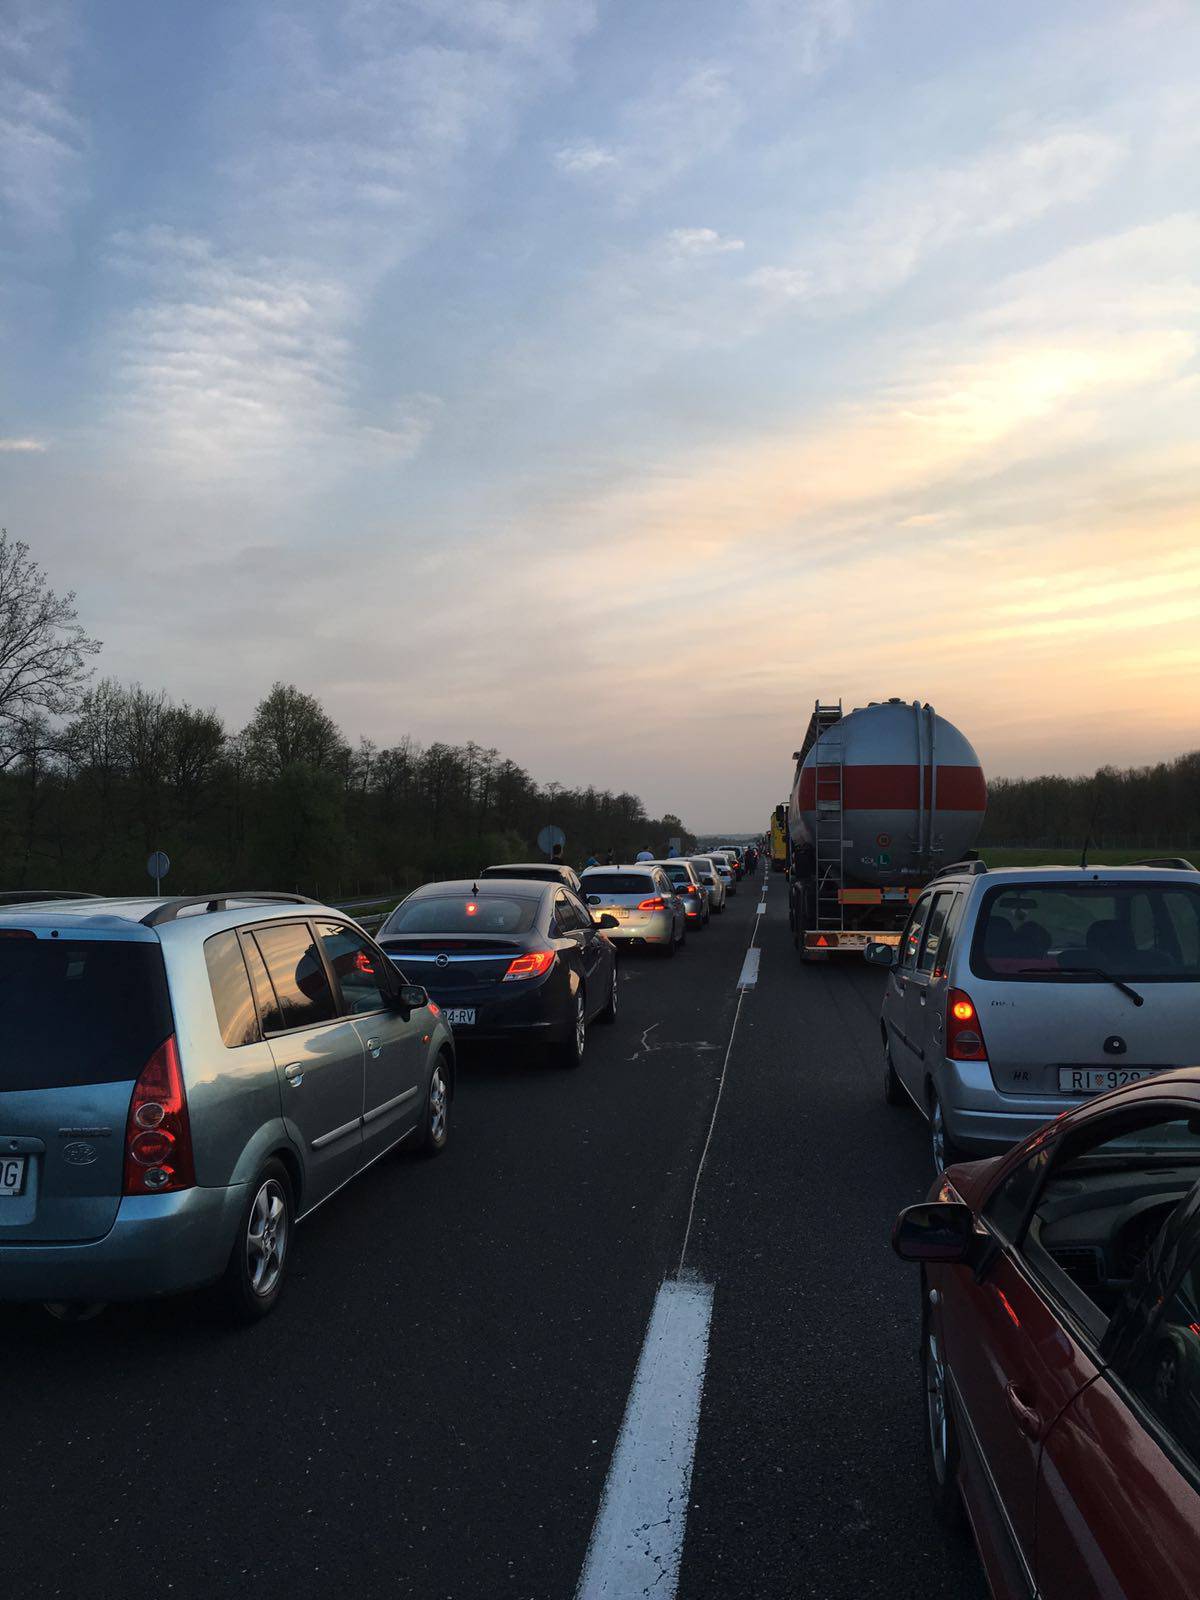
xmin=1058 ymin=1067 xmax=1157 ymax=1094
xmin=443 ymin=1008 xmax=476 ymax=1026
xmin=612 ymin=908 xmax=630 ymax=920
xmin=0 ymin=1156 xmax=26 ymax=1196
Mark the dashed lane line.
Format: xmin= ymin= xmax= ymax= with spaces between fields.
xmin=575 ymin=875 xmax=766 ymax=1600
xmin=574 ymin=1277 xmax=714 ymax=1600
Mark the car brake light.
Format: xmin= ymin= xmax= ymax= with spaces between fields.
xmin=637 ymin=897 xmax=667 ymax=911
xmin=0 ymin=929 xmax=35 ymax=938
xmin=946 ymin=988 xmax=987 ymax=1060
xmin=503 ymin=951 xmax=556 ymax=981
xmin=123 ymin=1035 xmax=195 ymax=1195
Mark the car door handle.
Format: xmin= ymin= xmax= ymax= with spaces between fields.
xmin=283 ymin=1062 xmax=304 ymax=1087
xmin=1004 ymin=1382 xmax=1043 ymax=1441
xmin=365 ymin=1038 xmax=381 ymax=1057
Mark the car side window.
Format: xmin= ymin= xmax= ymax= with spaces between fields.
xmin=251 ymin=922 xmax=337 ymax=1033
xmin=899 ymin=894 xmax=933 ymax=970
xmin=917 ymin=891 xmax=956 ymax=974
xmin=204 ymin=930 xmax=261 ymax=1048
xmin=563 ymin=891 xmax=595 ymax=929
xmin=315 ymin=922 xmax=391 ymax=1015
xmin=1126 ymin=1245 xmax=1200 ymax=1474
xmin=983 ymin=1145 xmax=1053 ymax=1242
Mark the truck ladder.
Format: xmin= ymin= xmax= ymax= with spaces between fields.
xmin=811 ymin=704 xmax=845 ymax=931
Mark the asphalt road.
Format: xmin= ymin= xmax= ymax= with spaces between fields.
xmin=1 ymin=874 xmax=984 ymax=1600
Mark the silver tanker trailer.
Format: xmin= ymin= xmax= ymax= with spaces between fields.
xmin=787 ymin=699 xmax=986 ymax=959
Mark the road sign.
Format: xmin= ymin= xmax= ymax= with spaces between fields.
xmin=536 ymin=825 xmax=566 ymax=858
xmin=147 ymin=850 xmax=171 ymax=893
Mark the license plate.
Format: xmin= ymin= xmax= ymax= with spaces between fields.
xmin=0 ymin=1156 xmax=26 ymax=1196
xmin=443 ymin=1008 xmax=476 ymax=1026
xmin=612 ymin=908 xmax=630 ymax=920
xmin=1058 ymin=1067 xmax=1157 ymax=1095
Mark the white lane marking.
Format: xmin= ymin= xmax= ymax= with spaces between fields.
xmin=737 ymin=948 xmax=760 ymax=988
xmin=756 ymin=901 xmax=766 ymax=915
xmin=575 ymin=1276 xmax=714 ymax=1600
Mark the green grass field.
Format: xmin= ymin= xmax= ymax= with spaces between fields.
xmin=979 ymin=846 xmax=1196 ymax=868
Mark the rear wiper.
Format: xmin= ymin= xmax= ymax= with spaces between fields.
xmin=1018 ymin=966 xmax=1144 ymax=1006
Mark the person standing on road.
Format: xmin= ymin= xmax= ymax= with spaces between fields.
xmin=636 ymin=846 xmax=654 ymax=861
xmin=584 ymin=852 xmax=598 ymax=868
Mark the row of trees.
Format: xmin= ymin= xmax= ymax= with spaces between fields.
xmin=981 ymin=752 xmax=1200 ymax=849
xmin=0 ymin=680 xmax=694 ymax=895
xmin=0 ymin=530 xmax=692 ymax=896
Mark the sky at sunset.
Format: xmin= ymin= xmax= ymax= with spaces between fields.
xmin=2 ymin=0 xmax=1199 ymax=829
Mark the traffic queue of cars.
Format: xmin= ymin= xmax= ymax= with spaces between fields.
xmin=0 ymin=847 xmax=757 ymax=1324
xmin=875 ymin=858 xmax=1200 ymax=1598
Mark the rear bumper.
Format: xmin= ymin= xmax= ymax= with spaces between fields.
xmin=594 ymin=912 xmax=674 ymax=944
xmin=0 ymin=1184 xmax=244 ymax=1303
xmin=425 ymin=975 xmax=573 ymax=1043
xmin=938 ymin=1058 xmax=1071 ymax=1154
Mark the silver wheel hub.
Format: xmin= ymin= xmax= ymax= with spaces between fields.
xmin=575 ymin=999 xmax=586 ymax=1056
xmin=429 ymin=1070 xmax=447 ymax=1140
xmin=926 ymin=1328 xmax=948 ymax=1482
xmin=246 ymin=1179 xmax=288 ymax=1297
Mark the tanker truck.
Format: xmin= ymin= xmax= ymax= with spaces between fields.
xmin=787 ymin=699 xmax=986 ymax=959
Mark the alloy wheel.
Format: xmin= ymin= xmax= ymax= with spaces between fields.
xmin=574 ymin=995 xmax=586 ymax=1059
xmin=428 ymin=1064 xmax=448 ymax=1144
xmin=246 ymin=1177 xmax=289 ymax=1298
xmin=930 ymin=1097 xmax=947 ymax=1173
xmin=925 ymin=1325 xmax=949 ymax=1485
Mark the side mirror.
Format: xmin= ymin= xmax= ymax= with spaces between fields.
xmin=597 ymin=913 xmax=620 ymax=930
xmin=397 ymin=983 xmax=428 ymax=1012
xmin=864 ymin=941 xmax=898 ymax=968
xmin=892 ymin=1202 xmax=980 ymax=1264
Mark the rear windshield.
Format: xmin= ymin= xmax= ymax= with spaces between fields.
xmin=0 ymin=937 xmax=173 ymax=1090
xmin=972 ymin=883 xmax=1200 ymax=982
xmin=582 ymin=874 xmax=654 ymax=897
xmin=383 ymin=895 xmax=538 ymax=936
xmin=663 ymin=867 xmax=693 ymax=884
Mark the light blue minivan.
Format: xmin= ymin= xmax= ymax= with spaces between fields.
xmin=0 ymin=891 xmax=454 ymax=1320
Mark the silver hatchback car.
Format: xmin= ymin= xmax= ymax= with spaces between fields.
xmin=868 ymin=863 xmax=1200 ymax=1170
xmin=578 ymin=865 xmax=687 ymax=954
xmin=688 ymin=857 xmax=727 ymax=914
xmin=0 ymin=891 xmax=455 ymax=1320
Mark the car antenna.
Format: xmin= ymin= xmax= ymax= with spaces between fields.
xmin=1080 ymin=835 xmax=1090 ymax=870
xmin=472 ymin=882 xmax=479 ymax=896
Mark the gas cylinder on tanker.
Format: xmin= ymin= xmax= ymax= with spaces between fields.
xmin=787 ymin=699 xmax=986 ymax=957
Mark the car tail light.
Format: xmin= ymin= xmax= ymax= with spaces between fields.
xmin=0 ymin=929 xmax=35 ymax=938
xmin=503 ymin=950 xmax=556 ymax=981
xmin=946 ymin=988 xmax=987 ymax=1060
xmin=123 ymin=1035 xmax=195 ymax=1195
xmin=637 ymin=897 xmax=667 ymax=911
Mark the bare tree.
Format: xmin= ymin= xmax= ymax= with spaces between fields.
xmin=0 ymin=530 xmax=101 ymax=767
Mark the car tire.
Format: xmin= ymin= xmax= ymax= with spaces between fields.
xmin=659 ymin=931 xmax=677 ymax=959
xmin=884 ymin=1042 xmax=905 ymax=1106
xmin=922 ymin=1280 xmax=967 ymax=1531
xmin=556 ymin=992 xmax=587 ymax=1066
xmin=222 ymin=1159 xmax=294 ymax=1324
xmin=929 ymin=1086 xmax=964 ymax=1173
xmin=413 ymin=1053 xmax=451 ymax=1156
xmin=597 ymin=959 xmax=618 ymax=1024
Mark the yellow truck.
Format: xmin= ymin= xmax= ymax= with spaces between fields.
xmin=770 ymin=803 xmax=787 ymax=872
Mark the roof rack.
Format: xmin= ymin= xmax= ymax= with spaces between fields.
xmin=1132 ymin=856 xmax=1198 ymax=871
xmin=930 ymin=860 xmax=989 ymax=881
xmin=0 ymin=890 xmax=101 ymax=905
xmin=141 ymin=892 xmax=318 ymax=927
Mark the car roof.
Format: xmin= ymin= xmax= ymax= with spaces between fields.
xmin=0 ymin=893 xmax=351 ymax=943
xmin=579 ymin=864 xmax=659 ymax=876
xmin=482 ymin=863 xmax=572 ymax=874
xmin=407 ymin=878 xmax=549 ymax=899
xmin=943 ymin=865 xmax=1200 ymax=887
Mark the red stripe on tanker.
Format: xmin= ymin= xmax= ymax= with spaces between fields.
xmin=796 ymin=764 xmax=986 ymax=812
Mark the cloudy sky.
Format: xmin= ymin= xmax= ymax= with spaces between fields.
xmin=2 ymin=0 xmax=1199 ymax=828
